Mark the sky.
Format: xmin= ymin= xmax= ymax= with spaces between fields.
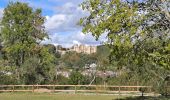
xmin=0 ymin=0 xmax=106 ymax=47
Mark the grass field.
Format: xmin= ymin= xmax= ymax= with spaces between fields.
xmin=0 ymin=93 xmax=125 ymax=100
xmin=0 ymin=93 xmax=169 ymax=100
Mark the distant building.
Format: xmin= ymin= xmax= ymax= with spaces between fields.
xmin=56 ymin=44 xmax=97 ymax=55
xmin=71 ymin=44 xmax=97 ymax=54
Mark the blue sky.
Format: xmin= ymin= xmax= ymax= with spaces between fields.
xmin=0 ymin=0 xmax=106 ymax=47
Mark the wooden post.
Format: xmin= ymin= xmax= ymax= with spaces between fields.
xmin=32 ymin=85 xmax=34 ymax=92
xmin=119 ymin=85 xmax=121 ymax=96
xmin=74 ymin=85 xmax=77 ymax=94
xmin=103 ymin=84 xmax=105 ymax=93
xmin=149 ymin=86 xmax=152 ymax=93
xmin=95 ymin=85 xmax=97 ymax=94
xmin=13 ymin=85 xmax=15 ymax=92
xmin=137 ymin=81 xmax=139 ymax=91
xmin=37 ymin=84 xmax=38 ymax=89
xmin=53 ymin=85 xmax=55 ymax=93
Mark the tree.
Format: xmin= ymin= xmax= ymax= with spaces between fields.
xmin=80 ymin=0 xmax=142 ymax=78
xmin=140 ymin=0 xmax=170 ymax=70
xmin=80 ymin=0 xmax=170 ymax=91
xmin=80 ymin=0 xmax=141 ymax=68
xmin=0 ymin=2 xmax=54 ymax=84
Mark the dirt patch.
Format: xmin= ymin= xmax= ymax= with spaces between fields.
xmin=34 ymin=88 xmax=52 ymax=93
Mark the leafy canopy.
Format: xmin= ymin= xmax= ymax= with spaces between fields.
xmin=80 ymin=0 xmax=170 ymax=87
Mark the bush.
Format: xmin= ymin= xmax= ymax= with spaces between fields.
xmin=69 ymin=71 xmax=87 ymax=85
xmin=57 ymin=75 xmax=69 ymax=85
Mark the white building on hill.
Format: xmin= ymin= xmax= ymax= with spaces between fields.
xmin=71 ymin=44 xmax=97 ymax=54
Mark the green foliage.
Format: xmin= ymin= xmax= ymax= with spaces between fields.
xmin=0 ymin=2 xmax=57 ymax=84
xmin=56 ymin=75 xmax=69 ymax=85
xmin=69 ymin=71 xmax=87 ymax=85
xmin=25 ymin=46 xmax=56 ymax=84
xmin=44 ymin=44 xmax=61 ymax=59
xmin=80 ymin=0 xmax=142 ymax=69
xmin=0 ymin=58 xmax=18 ymax=85
xmin=80 ymin=0 xmax=170 ymax=94
xmin=61 ymin=52 xmax=97 ymax=69
xmin=96 ymin=45 xmax=111 ymax=70
xmin=1 ymin=2 xmax=48 ymax=66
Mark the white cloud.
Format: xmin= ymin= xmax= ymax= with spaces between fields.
xmin=55 ymin=2 xmax=81 ymax=14
xmin=43 ymin=2 xmax=101 ymax=47
xmin=42 ymin=31 xmax=107 ymax=48
xmin=73 ymin=40 xmax=81 ymax=45
xmin=44 ymin=2 xmax=88 ymax=33
xmin=42 ymin=1 xmax=108 ymax=47
xmin=45 ymin=14 xmax=66 ymax=32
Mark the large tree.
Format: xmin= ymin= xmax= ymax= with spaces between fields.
xmin=0 ymin=2 xmax=55 ymax=84
xmin=1 ymin=2 xmax=47 ymax=66
xmin=80 ymin=0 xmax=170 ymax=90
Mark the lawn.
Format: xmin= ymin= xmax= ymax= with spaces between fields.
xmin=0 ymin=93 xmax=124 ymax=100
xmin=1 ymin=93 xmax=169 ymax=100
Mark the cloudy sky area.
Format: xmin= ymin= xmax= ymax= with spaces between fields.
xmin=0 ymin=0 xmax=106 ymax=47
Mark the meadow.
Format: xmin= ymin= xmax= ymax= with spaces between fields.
xmin=0 ymin=93 xmax=169 ymax=100
xmin=0 ymin=93 xmax=124 ymax=100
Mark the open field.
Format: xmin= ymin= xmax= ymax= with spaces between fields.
xmin=0 ymin=93 xmax=125 ymax=100
xmin=0 ymin=93 xmax=169 ymax=100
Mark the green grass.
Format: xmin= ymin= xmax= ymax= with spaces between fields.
xmin=1 ymin=93 xmax=169 ymax=100
xmin=0 ymin=93 xmax=125 ymax=100
xmin=118 ymin=96 xmax=170 ymax=100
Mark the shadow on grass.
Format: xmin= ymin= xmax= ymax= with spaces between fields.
xmin=116 ymin=96 xmax=170 ymax=100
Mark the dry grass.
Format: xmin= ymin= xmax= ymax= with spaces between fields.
xmin=0 ymin=93 xmax=125 ymax=100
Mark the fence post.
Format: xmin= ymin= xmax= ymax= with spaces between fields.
xmin=13 ymin=85 xmax=15 ymax=92
xmin=53 ymin=85 xmax=55 ymax=93
xmin=150 ymin=86 xmax=152 ymax=93
xmin=119 ymin=85 xmax=121 ymax=96
xmin=74 ymin=85 xmax=77 ymax=94
xmin=95 ymin=85 xmax=97 ymax=94
xmin=32 ymin=85 xmax=34 ymax=92
xmin=137 ymin=81 xmax=138 ymax=91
